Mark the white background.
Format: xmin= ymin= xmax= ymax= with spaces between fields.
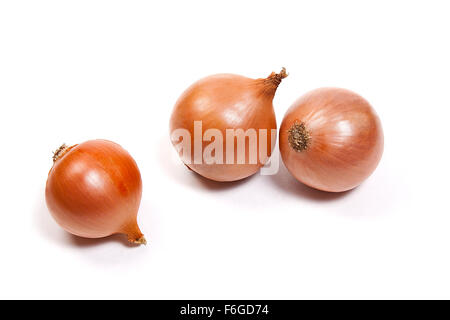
xmin=1 ymin=0 xmax=449 ymax=299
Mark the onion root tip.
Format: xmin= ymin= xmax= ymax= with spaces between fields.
xmin=52 ymin=144 xmax=68 ymax=162
xmin=288 ymin=121 xmax=311 ymax=152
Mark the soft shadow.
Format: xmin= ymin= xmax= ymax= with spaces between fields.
xmin=68 ymin=233 xmax=141 ymax=248
xmin=189 ymin=168 xmax=254 ymax=191
xmin=159 ymin=135 xmax=253 ymax=192
xmin=269 ymin=159 xmax=354 ymax=202
xmin=34 ymin=190 xmax=68 ymax=244
xmin=269 ymin=157 xmax=400 ymax=218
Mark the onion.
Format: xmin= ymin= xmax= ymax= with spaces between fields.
xmin=45 ymin=140 xmax=146 ymax=244
xmin=279 ymin=88 xmax=384 ymax=192
xmin=170 ymin=68 xmax=287 ymax=181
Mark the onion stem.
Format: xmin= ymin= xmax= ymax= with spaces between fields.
xmin=132 ymin=236 xmax=147 ymax=245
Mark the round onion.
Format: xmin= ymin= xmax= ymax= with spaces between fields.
xmin=279 ymin=88 xmax=384 ymax=192
xmin=45 ymin=140 xmax=146 ymax=244
xmin=170 ymin=69 xmax=287 ymax=182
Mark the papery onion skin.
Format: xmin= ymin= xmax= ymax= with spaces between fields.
xmin=45 ymin=140 xmax=146 ymax=244
xmin=279 ymin=88 xmax=384 ymax=192
xmin=170 ymin=69 xmax=287 ymax=182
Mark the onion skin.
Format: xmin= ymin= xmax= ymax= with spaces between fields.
xmin=170 ymin=69 xmax=287 ymax=182
xmin=45 ymin=140 xmax=146 ymax=244
xmin=279 ymin=88 xmax=384 ymax=192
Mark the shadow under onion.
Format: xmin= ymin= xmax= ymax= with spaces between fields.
xmin=269 ymin=159 xmax=355 ymax=202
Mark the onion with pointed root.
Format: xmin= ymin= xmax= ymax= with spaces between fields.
xmin=170 ymin=68 xmax=288 ymax=182
xmin=45 ymin=140 xmax=146 ymax=245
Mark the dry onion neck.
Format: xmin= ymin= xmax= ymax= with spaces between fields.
xmin=288 ymin=122 xmax=311 ymax=152
xmin=132 ymin=236 xmax=147 ymax=245
xmin=267 ymin=67 xmax=288 ymax=85
xmin=264 ymin=67 xmax=288 ymax=89
xmin=123 ymin=221 xmax=147 ymax=245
